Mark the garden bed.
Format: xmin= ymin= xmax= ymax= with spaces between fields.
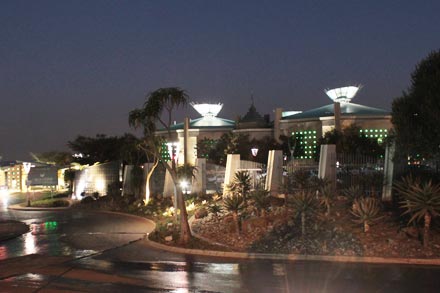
xmin=191 ymin=197 xmax=440 ymax=258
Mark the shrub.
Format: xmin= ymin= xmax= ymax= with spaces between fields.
xmin=28 ymin=199 xmax=69 ymax=208
xmin=81 ymin=196 xmax=96 ymax=204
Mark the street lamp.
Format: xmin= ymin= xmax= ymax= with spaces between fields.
xmin=251 ymin=147 xmax=259 ymax=158
xmin=180 ymin=180 xmax=189 ymax=195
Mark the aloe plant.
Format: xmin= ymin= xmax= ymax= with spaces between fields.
xmin=394 ymin=176 xmax=440 ymax=247
xmin=350 ymin=197 xmax=382 ymax=232
xmin=250 ymin=189 xmax=271 ymax=217
xmin=208 ymin=203 xmax=222 ymax=216
xmin=223 ymin=194 xmax=246 ymax=235
xmin=343 ymin=185 xmax=363 ymax=203
xmin=289 ymin=191 xmax=320 ymax=236
xmin=228 ymin=171 xmax=252 ymax=200
xmin=318 ymin=184 xmax=336 ymax=217
xmin=291 ymin=169 xmax=313 ymax=190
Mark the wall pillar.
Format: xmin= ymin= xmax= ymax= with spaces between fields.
xmin=318 ymin=144 xmax=336 ymax=189
xmin=223 ymin=154 xmax=240 ymax=196
xmin=382 ymin=143 xmax=395 ymax=202
xmin=265 ymin=150 xmax=283 ymax=196
xmin=192 ymin=158 xmax=206 ymax=195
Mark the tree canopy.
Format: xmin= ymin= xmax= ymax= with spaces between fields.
xmin=197 ymin=133 xmax=282 ymax=165
xmin=318 ymin=124 xmax=385 ymax=157
xmin=30 ymin=151 xmax=73 ymax=166
xmin=392 ymin=50 xmax=440 ymax=159
xmin=68 ymin=133 xmax=146 ymax=165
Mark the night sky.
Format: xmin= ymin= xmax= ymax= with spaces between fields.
xmin=1 ymin=0 xmax=439 ymax=161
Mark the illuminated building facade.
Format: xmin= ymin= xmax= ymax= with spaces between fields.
xmin=157 ymin=86 xmax=392 ymax=164
xmin=277 ymin=86 xmax=392 ymax=159
xmin=0 ymin=161 xmax=30 ymax=191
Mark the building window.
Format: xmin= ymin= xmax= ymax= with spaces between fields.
xmin=359 ymin=128 xmax=388 ymax=142
xmin=292 ymin=130 xmax=317 ymax=159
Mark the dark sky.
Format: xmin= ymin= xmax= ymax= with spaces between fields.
xmin=1 ymin=0 xmax=439 ymax=161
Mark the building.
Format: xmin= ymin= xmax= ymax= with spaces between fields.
xmin=157 ymin=86 xmax=392 ymax=164
xmin=156 ymin=102 xmax=236 ymax=165
xmin=0 ymin=161 xmax=33 ymax=191
xmin=275 ymin=86 xmax=392 ymax=159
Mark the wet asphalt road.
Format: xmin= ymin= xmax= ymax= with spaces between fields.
xmin=1 ymin=199 xmax=440 ymax=292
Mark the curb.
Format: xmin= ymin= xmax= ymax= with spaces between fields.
xmin=144 ymin=238 xmax=440 ymax=265
xmin=7 ymin=205 xmax=440 ymax=266
xmin=8 ymin=201 xmax=72 ymax=211
xmin=144 ymin=216 xmax=440 ymax=266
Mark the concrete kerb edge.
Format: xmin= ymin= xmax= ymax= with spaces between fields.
xmin=144 ymin=238 xmax=440 ymax=265
xmin=145 ymin=216 xmax=440 ymax=266
xmin=7 ymin=201 xmax=73 ymax=211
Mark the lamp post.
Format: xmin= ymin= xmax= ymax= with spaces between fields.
xmin=251 ymin=147 xmax=259 ymax=159
xmin=23 ymin=162 xmax=32 ymax=207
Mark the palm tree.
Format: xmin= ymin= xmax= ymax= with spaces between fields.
xmin=394 ymin=176 xmax=440 ymax=247
xmin=350 ymin=197 xmax=382 ymax=233
xmin=129 ymin=87 xmax=192 ymax=244
xmin=223 ymin=194 xmax=246 ymax=236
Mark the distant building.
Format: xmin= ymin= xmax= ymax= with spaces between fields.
xmin=156 ymin=86 xmax=392 ymax=164
xmin=0 ymin=161 xmax=65 ymax=191
xmin=235 ymin=100 xmax=272 ymax=140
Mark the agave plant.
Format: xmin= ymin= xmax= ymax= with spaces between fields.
xmin=250 ymin=189 xmax=271 ymax=217
xmin=350 ymin=197 xmax=382 ymax=233
xmin=394 ymin=176 xmax=440 ymax=247
xmin=289 ymin=191 xmax=320 ymax=236
xmin=223 ymin=194 xmax=246 ymax=235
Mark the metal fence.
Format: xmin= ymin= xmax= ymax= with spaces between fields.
xmin=336 ymin=153 xmax=384 ymax=197
xmin=284 ymin=159 xmax=319 ymax=176
xmin=206 ymin=163 xmax=226 ymax=193
xmin=237 ymin=160 xmax=266 ymax=189
xmin=282 ymin=154 xmax=385 ymax=197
